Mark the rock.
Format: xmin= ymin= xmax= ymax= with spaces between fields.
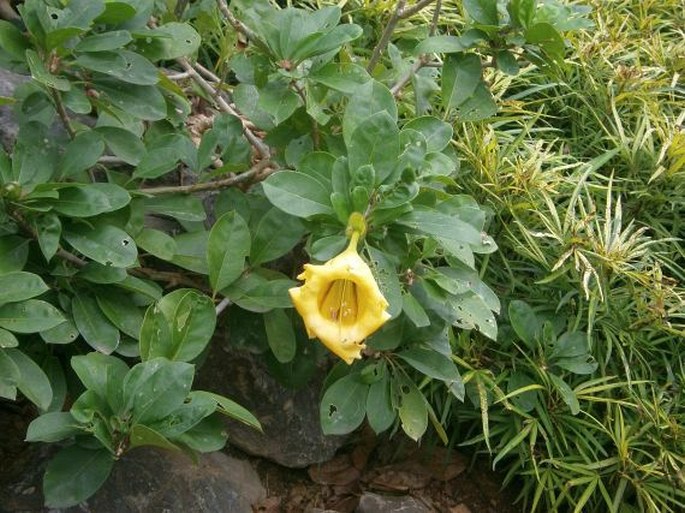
xmin=355 ymin=492 xmax=434 ymax=513
xmin=0 ymin=445 xmax=265 ymax=513
xmin=64 ymin=448 xmax=265 ymax=513
xmin=0 ymin=68 xmax=27 ymax=150
xmin=195 ymin=341 xmax=347 ymax=468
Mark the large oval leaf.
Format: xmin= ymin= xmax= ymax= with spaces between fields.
xmin=320 ymin=373 xmax=369 ymax=435
xmin=262 ymin=171 xmax=333 ymax=218
xmin=0 ymin=299 xmax=65 ymax=333
xmin=0 ymin=271 xmax=49 ymax=306
xmin=50 ymin=183 xmax=130 ymax=217
xmin=43 ymin=446 xmax=114 ymax=508
xmin=72 ymin=294 xmax=120 ymax=354
xmin=207 ymin=211 xmax=250 ymax=294
xmin=64 ymin=225 xmax=138 ymax=268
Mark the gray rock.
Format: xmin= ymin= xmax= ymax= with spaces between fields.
xmin=195 ymin=342 xmax=347 ymax=468
xmin=0 ymin=68 xmax=27 ymax=150
xmin=0 ymin=446 xmax=265 ymax=513
xmin=64 ymin=448 xmax=265 ymax=513
xmin=355 ymin=492 xmax=434 ymax=513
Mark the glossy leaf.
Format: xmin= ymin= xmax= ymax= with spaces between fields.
xmin=63 ymin=224 xmax=138 ymax=268
xmin=43 ymin=446 xmax=114 ymax=508
xmin=207 ymin=211 xmax=251 ymax=293
xmin=0 ymin=299 xmax=65 ymax=333
xmin=0 ymin=271 xmax=49 ymax=306
xmin=320 ymin=373 xmax=369 ymax=435
xmin=72 ymin=294 xmax=120 ymax=354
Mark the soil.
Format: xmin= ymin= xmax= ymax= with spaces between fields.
xmin=0 ymin=401 xmax=521 ymax=513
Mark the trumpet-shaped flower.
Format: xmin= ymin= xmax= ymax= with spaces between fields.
xmin=289 ymin=231 xmax=391 ymax=364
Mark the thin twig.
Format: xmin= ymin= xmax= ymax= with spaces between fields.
xmin=215 ymin=297 xmax=232 ymax=315
xmin=177 ymin=57 xmax=270 ymax=158
xmin=50 ymin=89 xmax=76 ymax=139
xmin=140 ymin=159 xmax=275 ymax=195
xmin=390 ymin=0 xmax=442 ymax=97
xmin=429 ymin=0 xmax=442 ymax=36
xmin=215 ymin=0 xmax=261 ymax=43
xmin=390 ymin=56 xmax=429 ymax=96
xmin=366 ymin=0 xmax=407 ymax=73
xmin=399 ymin=0 xmax=438 ymax=19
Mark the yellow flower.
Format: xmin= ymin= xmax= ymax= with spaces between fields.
xmin=289 ymin=230 xmax=391 ymax=364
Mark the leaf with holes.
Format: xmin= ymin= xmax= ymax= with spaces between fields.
xmin=320 ymin=373 xmax=369 ymax=435
xmin=63 ymin=225 xmax=137 ymax=268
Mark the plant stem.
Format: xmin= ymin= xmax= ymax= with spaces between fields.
xmin=50 ymin=88 xmax=75 ymax=139
xmin=215 ymin=0 xmax=261 ymax=43
xmin=399 ymin=0 xmax=438 ymax=19
xmin=367 ymin=0 xmax=407 ymax=73
xmin=140 ymin=159 xmax=275 ymax=195
xmin=215 ymin=297 xmax=232 ymax=315
xmin=177 ymin=57 xmax=270 ymax=158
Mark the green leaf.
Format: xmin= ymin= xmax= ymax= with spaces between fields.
xmin=263 ymin=309 xmax=296 ymax=363
xmin=404 ymin=116 xmax=453 ymax=152
xmin=95 ymin=1 xmax=137 ymax=24
xmin=0 ymin=328 xmax=18 ymax=348
xmin=147 ymin=391 xmax=217 ymax=438
xmin=72 ymin=294 xmax=120 ymax=354
xmin=525 ymin=22 xmax=566 ymax=62
xmin=402 ymin=292 xmax=431 ymax=328
xmin=394 ymin=374 xmax=428 ymax=441
xmin=262 ymin=171 xmax=333 ymax=218
xmin=456 ymin=82 xmax=497 ymax=121
xmin=0 ymin=299 xmax=65 ymax=333
xmin=342 ymin=80 xmax=397 ymax=146
xmin=308 ymin=62 xmax=371 ymax=94
xmin=115 ymin=275 xmax=162 ymax=302
xmin=26 ymin=412 xmax=83 ymax=442
xmin=508 ymin=300 xmax=541 ymax=349
xmin=463 ymin=0 xmax=498 ymax=25
xmin=0 ymin=348 xmax=19 ymax=399
xmin=367 ymin=247 xmax=402 ymax=319
xmin=63 ymin=224 xmax=138 ymax=267
xmin=58 ymin=131 xmax=105 ymax=178
xmin=347 ymin=112 xmax=401 ymax=185
xmin=508 ymin=0 xmax=536 ymax=28
xmin=51 ymin=183 xmax=130 ymax=217
xmin=5 ymin=348 xmax=53 ymax=410
xmin=414 ymin=31 xmax=485 ymax=54
xmin=0 ymin=272 xmax=49 ymax=306
xmin=123 ymin=357 xmax=195 ymax=423
xmin=196 ymin=390 xmax=261 ymax=431
xmin=224 ymin=274 xmax=295 ymax=312
xmin=320 ymin=373 xmax=369 ymax=435
xmin=71 ymin=352 xmax=129 ymax=413
xmin=251 ymin=208 xmax=305 ymax=266
xmin=133 ymin=23 xmax=201 ymax=61
xmin=142 ymin=195 xmax=206 ymax=222
xmin=496 ymin=49 xmax=519 ymax=75
xmin=0 ymin=236 xmax=29 ymax=274
xmin=43 ymin=446 xmax=114 ymax=508
xmin=176 ymin=414 xmax=227 ymax=452
xmin=40 ymin=320 xmax=79 ymax=345
xmin=95 ymin=78 xmax=167 ymax=121
xmin=170 ymin=231 xmax=209 ymax=274
xmin=0 ymin=20 xmax=29 ymax=61
xmin=398 ymin=347 xmax=462 ymax=383
xmin=96 ymin=293 xmax=144 ymax=339
xmin=140 ymin=289 xmax=216 ymax=362
xmin=135 ymin=228 xmax=176 ymax=261
xmin=366 ymin=377 xmax=395 ymax=434
xmin=75 ymin=30 xmax=132 ymax=52
xmin=78 ymin=262 xmax=127 ymax=284
xmin=25 ymin=49 xmax=70 ymax=91
xmin=397 ymin=206 xmax=482 ymax=245
xmin=96 ymin=126 xmax=145 ymax=165
xmin=207 ymin=212 xmax=251 ymax=293
xmin=75 ymin=50 xmax=158 ymax=85
xmin=441 ymin=53 xmax=482 ymax=110
xmin=257 ymin=81 xmax=301 ymax=126
xmin=32 ymin=214 xmax=61 ymax=262
xmin=549 ymin=373 xmax=580 ymax=414
xmin=129 ymin=424 xmax=181 ymax=451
